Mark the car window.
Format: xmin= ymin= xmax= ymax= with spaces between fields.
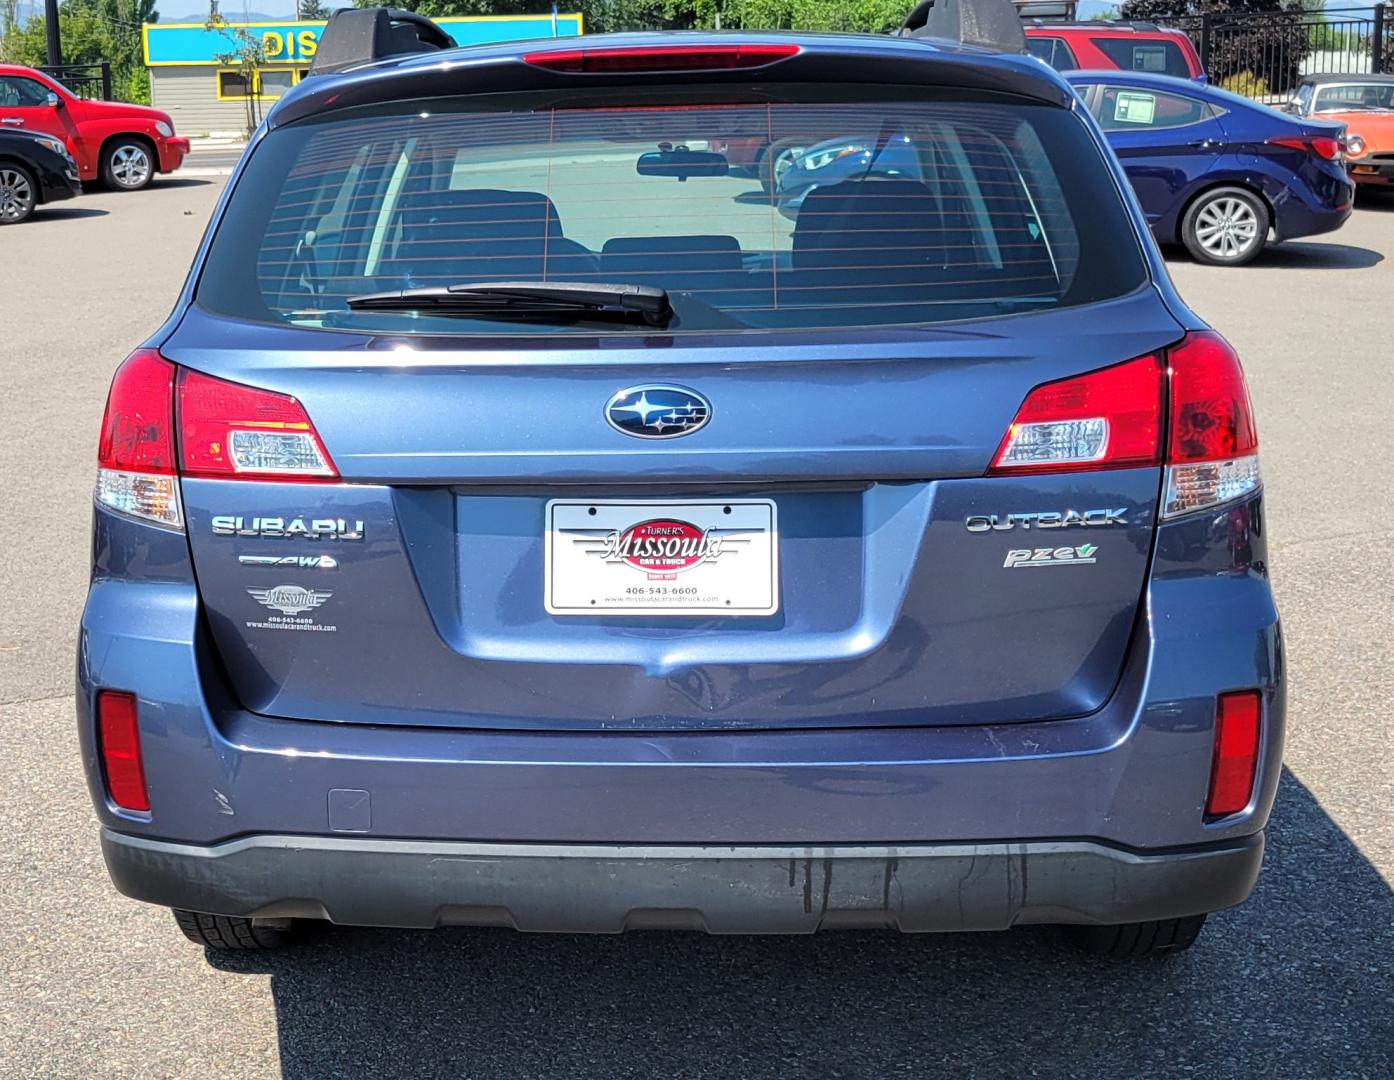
xmin=0 ymin=75 xmax=52 ymax=107
xmin=1314 ymin=84 xmax=1394 ymax=112
xmin=1293 ymin=83 xmax=1314 ymax=115
xmin=1026 ymin=37 xmax=1079 ymax=71
xmin=1097 ymin=86 xmax=1213 ymax=131
xmin=1089 ymin=37 xmax=1192 ymax=78
xmin=198 ymin=87 xmax=1148 ymax=336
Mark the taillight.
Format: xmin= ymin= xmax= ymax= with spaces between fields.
xmin=95 ymin=349 xmax=182 ymax=528
xmin=522 ymin=43 xmax=800 ymax=73
xmin=989 ymin=355 xmax=1163 ymax=474
xmin=1267 ymin=135 xmax=1343 ymax=161
xmin=97 ymin=690 xmax=150 ymax=812
xmin=95 ymin=352 xmax=338 ymax=528
xmin=1205 ymin=690 xmax=1262 ymax=819
xmin=1162 ymin=331 xmax=1260 ymax=518
xmin=177 ymin=368 xmax=337 ymax=481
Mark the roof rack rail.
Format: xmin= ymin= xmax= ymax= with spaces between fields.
xmin=899 ymin=0 xmax=1028 ymax=53
xmin=307 ymin=7 xmax=457 ymax=77
xmin=1023 ymin=18 xmax=1164 ymax=30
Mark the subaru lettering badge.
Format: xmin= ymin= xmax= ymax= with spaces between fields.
xmin=605 ymin=385 xmax=711 ymax=440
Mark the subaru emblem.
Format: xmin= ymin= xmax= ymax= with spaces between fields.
xmin=605 ymin=385 xmax=712 ymax=439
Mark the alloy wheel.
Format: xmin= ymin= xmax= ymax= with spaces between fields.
xmin=1193 ymin=196 xmax=1259 ymax=260
xmin=110 ymin=144 xmax=152 ymax=189
xmin=0 ymin=167 xmax=34 ymax=222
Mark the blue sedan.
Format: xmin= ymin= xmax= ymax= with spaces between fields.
xmin=1067 ymin=71 xmax=1353 ymax=264
xmin=778 ymin=71 xmax=1353 ymax=265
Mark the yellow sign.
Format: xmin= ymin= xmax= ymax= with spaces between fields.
xmin=262 ymin=29 xmax=320 ymax=61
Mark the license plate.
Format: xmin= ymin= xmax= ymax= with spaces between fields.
xmin=1354 ymin=164 xmax=1379 ymax=174
xmin=545 ymin=500 xmax=778 ymax=616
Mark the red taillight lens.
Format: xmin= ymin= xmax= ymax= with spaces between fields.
xmin=177 ymin=368 xmax=337 ymax=481
xmin=1206 ymin=690 xmax=1262 ymax=819
xmin=95 ymin=350 xmax=182 ymax=527
xmin=97 ymin=690 xmax=149 ymax=812
xmin=98 ymin=349 xmax=176 ymax=472
xmin=1167 ymin=332 xmax=1258 ymax=463
xmin=989 ymin=355 xmax=1163 ymax=474
xmin=1267 ymin=135 xmax=1342 ymax=161
xmin=1163 ymin=331 xmax=1261 ymax=517
xmin=523 ymin=43 xmax=800 ymax=73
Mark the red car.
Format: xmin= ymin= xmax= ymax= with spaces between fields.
xmin=0 ymin=65 xmax=189 ymax=191
xmin=1024 ymin=22 xmax=1206 ymax=82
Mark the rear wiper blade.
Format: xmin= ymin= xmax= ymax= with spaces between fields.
xmin=345 ymin=281 xmax=673 ymax=326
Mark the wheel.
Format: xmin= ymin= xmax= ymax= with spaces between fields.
xmin=1181 ymin=187 xmax=1269 ymax=266
xmin=759 ymin=136 xmax=809 ymax=194
xmin=0 ymin=162 xmax=37 ymax=224
xmin=172 ymin=908 xmax=299 ymax=950
xmin=1063 ymin=914 xmax=1208 ymax=957
xmin=102 ymin=138 xmax=155 ymax=191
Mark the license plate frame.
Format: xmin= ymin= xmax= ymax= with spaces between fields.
xmin=545 ymin=499 xmax=779 ymax=616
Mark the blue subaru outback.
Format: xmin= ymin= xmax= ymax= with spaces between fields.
xmin=79 ymin=3 xmax=1282 ymax=957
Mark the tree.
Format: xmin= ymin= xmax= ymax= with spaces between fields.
xmin=300 ymin=0 xmax=332 ymax=19
xmin=0 ymin=0 xmax=157 ymax=103
xmin=206 ymin=11 xmax=269 ymax=136
xmin=1118 ymin=1 xmax=1313 ymax=94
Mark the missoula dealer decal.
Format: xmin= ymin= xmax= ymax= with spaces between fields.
xmin=245 ymin=584 xmax=337 ymax=632
xmin=579 ymin=518 xmax=736 ymax=581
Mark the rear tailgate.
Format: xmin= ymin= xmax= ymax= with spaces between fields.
xmin=174 ymin=60 xmax=1176 ymax=732
xmin=174 ymin=293 xmax=1178 ymax=732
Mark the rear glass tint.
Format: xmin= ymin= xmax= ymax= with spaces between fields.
xmin=1089 ymin=37 xmax=1192 ymax=78
xmin=196 ymin=87 xmax=1147 ymax=336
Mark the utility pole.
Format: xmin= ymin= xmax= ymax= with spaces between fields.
xmin=44 ymin=0 xmax=60 ymax=65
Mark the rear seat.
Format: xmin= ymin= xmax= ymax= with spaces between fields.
xmin=385 ymin=188 xmax=598 ymax=285
xmin=600 ymin=235 xmax=768 ymax=308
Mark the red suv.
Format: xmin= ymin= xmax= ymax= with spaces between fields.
xmin=0 ymin=65 xmax=189 ymax=191
xmin=1023 ymin=23 xmax=1206 ymax=82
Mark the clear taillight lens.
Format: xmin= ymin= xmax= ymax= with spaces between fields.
xmin=989 ymin=355 xmax=1163 ymax=474
xmin=95 ymin=350 xmax=182 ymax=529
xmin=1162 ymin=332 xmax=1260 ymax=519
xmin=178 ymin=368 xmax=337 ymax=480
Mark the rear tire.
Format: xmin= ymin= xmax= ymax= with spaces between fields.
xmin=0 ymin=162 xmax=37 ymax=224
xmin=759 ymin=136 xmax=809 ymax=195
xmin=1181 ymin=186 xmax=1268 ymax=266
xmin=172 ymin=908 xmax=299 ymax=951
xmin=1064 ymin=914 xmax=1208 ymax=957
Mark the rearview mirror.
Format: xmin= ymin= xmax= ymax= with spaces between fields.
xmin=46 ymin=91 xmax=61 ymax=108
xmin=636 ymin=147 xmax=728 ymax=181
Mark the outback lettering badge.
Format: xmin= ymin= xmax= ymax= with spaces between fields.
xmin=965 ymin=508 xmax=1128 ymax=532
xmin=211 ymin=516 xmax=365 ymax=541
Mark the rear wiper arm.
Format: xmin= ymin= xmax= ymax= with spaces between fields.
xmin=345 ymin=281 xmax=673 ymax=326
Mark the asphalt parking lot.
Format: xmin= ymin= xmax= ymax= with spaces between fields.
xmin=1 ymin=176 xmax=1391 ymax=1079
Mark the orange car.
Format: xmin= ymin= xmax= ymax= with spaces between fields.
xmin=1287 ymin=73 xmax=1394 ymax=186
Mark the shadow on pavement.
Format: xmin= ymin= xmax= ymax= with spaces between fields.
xmin=35 ymin=207 xmax=108 ymax=221
xmin=210 ymin=769 xmax=1393 ymax=1079
xmin=152 ymin=177 xmax=215 ymax=189
xmin=1165 ymin=242 xmax=1383 ymax=270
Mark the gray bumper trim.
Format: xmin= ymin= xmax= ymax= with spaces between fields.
xmin=102 ymin=829 xmax=1264 ymax=933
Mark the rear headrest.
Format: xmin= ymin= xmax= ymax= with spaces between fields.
xmin=793 ymin=179 xmax=945 ymax=254
xmin=400 ymin=188 xmax=563 ymax=239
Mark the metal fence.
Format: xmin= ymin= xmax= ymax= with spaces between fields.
xmin=1161 ymin=6 xmax=1394 ymax=99
xmin=38 ymin=62 xmax=113 ymax=101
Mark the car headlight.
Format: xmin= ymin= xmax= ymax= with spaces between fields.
xmin=36 ymin=135 xmax=69 ymax=159
xmin=155 ymin=120 xmax=174 ymax=138
xmin=800 ymin=145 xmax=868 ymax=171
xmin=1346 ymin=134 xmax=1366 ymax=156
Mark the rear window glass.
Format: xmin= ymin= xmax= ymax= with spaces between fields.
xmin=1026 ymin=37 xmax=1079 ymax=71
xmin=196 ymin=87 xmax=1148 ymax=336
xmin=1089 ymin=37 xmax=1192 ymax=78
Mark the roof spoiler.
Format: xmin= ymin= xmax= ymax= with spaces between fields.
xmin=307 ymin=7 xmax=457 ymax=76
xmin=899 ymin=0 xmax=1029 ymax=53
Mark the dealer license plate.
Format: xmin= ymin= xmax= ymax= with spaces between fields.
xmin=545 ymin=500 xmax=778 ymax=616
xmin=1354 ymin=164 xmax=1379 ymax=174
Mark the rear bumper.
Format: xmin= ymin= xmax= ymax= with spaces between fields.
xmin=101 ymin=829 xmax=1265 ymax=932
